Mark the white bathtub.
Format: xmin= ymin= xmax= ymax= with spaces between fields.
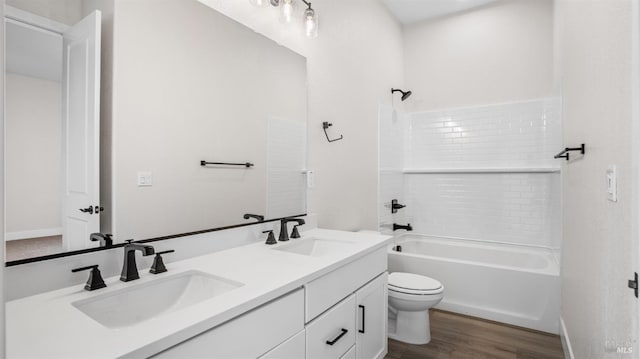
xmin=388 ymin=234 xmax=560 ymax=334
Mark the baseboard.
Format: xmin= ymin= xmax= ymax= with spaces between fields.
xmin=5 ymin=227 xmax=62 ymax=241
xmin=560 ymin=317 xmax=575 ymax=359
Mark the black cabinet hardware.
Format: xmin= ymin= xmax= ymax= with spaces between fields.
xmin=325 ymin=328 xmax=348 ymax=345
xmin=79 ymin=206 xmax=94 ymax=214
xmin=358 ymin=305 xmax=366 ymax=334
xmin=263 ymin=230 xmax=277 ymax=245
xmin=629 ymin=272 xmax=638 ymax=298
xmin=391 ymin=199 xmax=406 ymax=214
xmin=150 ymin=250 xmax=175 ymax=274
xmin=323 ymin=122 xmax=343 ymax=143
xmin=201 ymin=161 xmax=254 ymax=168
xmin=554 ymin=144 xmax=585 ymax=161
xmin=72 ymin=264 xmax=107 ymax=291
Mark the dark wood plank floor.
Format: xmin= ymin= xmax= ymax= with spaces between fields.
xmin=385 ymin=310 xmax=565 ymax=359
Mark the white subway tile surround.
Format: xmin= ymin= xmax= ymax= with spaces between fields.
xmin=406 ymin=98 xmax=561 ymax=169
xmin=380 ymin=98 xmax=562 ymax=249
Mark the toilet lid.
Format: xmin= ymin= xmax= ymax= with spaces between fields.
xmin=388 ymin=272 xmax=443 ymax=294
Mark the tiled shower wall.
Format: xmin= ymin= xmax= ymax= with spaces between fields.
xmin=380 ymin=99 xmax=562 ymax=250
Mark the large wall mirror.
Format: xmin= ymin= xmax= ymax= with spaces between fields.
xmin=4 ymin=0 xmax=308 ymax=263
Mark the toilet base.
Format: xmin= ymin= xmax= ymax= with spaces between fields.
xmin=388 ymin=310 xmax=431 ymax=345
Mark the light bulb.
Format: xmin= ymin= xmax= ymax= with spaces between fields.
xmin=281 ymin=0 xmax=294 ymax=23
xmin=304 ymin=8 xmax=318 ymax=38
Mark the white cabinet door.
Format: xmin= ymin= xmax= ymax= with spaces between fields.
xmin=355 ymin=273 xmax=388 ymax=359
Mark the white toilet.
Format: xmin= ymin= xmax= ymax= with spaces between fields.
xmin=387 ymin=272 xmax=444 ymax=345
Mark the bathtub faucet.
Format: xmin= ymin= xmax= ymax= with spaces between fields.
xmin=393 ymin=223 xmax=413 ymax=231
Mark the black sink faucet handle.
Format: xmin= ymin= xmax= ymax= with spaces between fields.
xmin=263 ymin=230 xmax=277 ymax=245
xmin=150 ymin=250 xmax=175 ymax=274
xmin=291 ymin=225 xmax=301 ymax=239
xmin=72 ymin=265 xmax=107 ymax=291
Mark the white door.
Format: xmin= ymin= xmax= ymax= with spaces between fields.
xmin=61 ymin=10 xmax=101 ymax=251
xmin=355 ymin=273 xmax=388 ymax=359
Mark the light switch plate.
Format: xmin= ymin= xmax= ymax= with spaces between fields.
xmin=306 ymin=170 xmax=315 ymax=189
xmin=606 ymin=166 xmax=617 ymax=202
xmin=138 ymin=171 xmax=153 ymax=187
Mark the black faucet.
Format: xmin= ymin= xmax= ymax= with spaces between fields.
xmin=243 ymin=213 xmax=264 ymax=222
xmin=90 ymin=233 xmax=113 ymax=247
xmin=279 ymin=217 xmax=306 ymax=242
xmin=120 ymin=240 xmax=155 ymax=282
xmin=393 ymin=223 xmax=413 ymax=231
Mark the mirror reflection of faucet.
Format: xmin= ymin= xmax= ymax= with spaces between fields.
xmin=243 ymin=213 xmax=264 ymax=222
xmin=90 ymin=233 xmax=113 ymax=247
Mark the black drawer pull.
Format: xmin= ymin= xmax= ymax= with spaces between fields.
xmin=359 ymin=305 xmax=365 ymax=334
xmin=326 ymin=328 xmax=348 ymax=345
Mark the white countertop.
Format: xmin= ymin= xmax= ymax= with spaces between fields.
xmin=7 ymin=229 xmax=392 ymax=359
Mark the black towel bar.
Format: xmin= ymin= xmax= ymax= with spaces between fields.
xmin=200 ymin=161 xmax=254 ymax=168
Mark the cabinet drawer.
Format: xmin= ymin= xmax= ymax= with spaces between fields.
xmin=306 ymin=295 xmax=356 ymax=359
xmin=152 ymin=289 xmax=304 ymax=358
xmin=259 ymin=330 xmax=305 ymax=359
xmin=341 ymin=346 xmax=356 ymax=359
xmin=305 ymin=247 xmax=387 ymax=321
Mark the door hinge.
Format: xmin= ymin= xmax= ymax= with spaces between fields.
xmin=629 ymin=272 xmax=638 ymax=298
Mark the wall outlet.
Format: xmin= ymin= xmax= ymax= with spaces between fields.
xmin=606 ymin=166 xmax=617 ymax=202
xmin=138 ymin=171 xmax=153 ymax=187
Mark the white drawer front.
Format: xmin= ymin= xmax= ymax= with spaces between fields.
xmin=341 ymin=346 xmax=356 ymax=359
xmin=259 ymin=330 xmax=305 ymax=359
xmin=306 ymin=295 xmax=356 ymax=359
xmin=305 ymin=247 xmax=387 ymax=321
xmin=152 ymin=289 xmax=304 ymax=358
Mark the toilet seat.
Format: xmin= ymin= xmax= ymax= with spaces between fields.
xmin=388 ymin=272 xmax=443 ymax=296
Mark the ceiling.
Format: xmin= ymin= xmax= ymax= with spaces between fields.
xmin=382 ymin=0 xmax=499 ymax=25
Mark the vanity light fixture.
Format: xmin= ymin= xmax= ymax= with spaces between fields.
xmin=251 ymin=0 xmax=319 ymax=38
xmin=281 ymin=0 xmax=295 ymax=23
xmin=302 ymin=0 xmax=318 ymax=39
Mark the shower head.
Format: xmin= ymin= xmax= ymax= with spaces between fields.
xmin=391 ymin=88 xmax=412 ymax=101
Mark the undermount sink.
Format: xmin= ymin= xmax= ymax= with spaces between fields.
xmin=72 ymin=270 xmax=243 ymax=328
xmin=273 ymin=237 xmax=355 ymax=256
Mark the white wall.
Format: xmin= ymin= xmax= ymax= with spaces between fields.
xmin=108 ymin=0 xmax=307 ymax=240
xmin=199 ymin=0 xmax=405 ymax=231
xmin=1 ymin=2 xmax=7 ymax=355
xmin=556 ymin=0 xmax=638 ymax=357
xmin=403 ymin=0 xmax=554 ymax=112
xmin=4 ymin=74 xmax=62 ymax=237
